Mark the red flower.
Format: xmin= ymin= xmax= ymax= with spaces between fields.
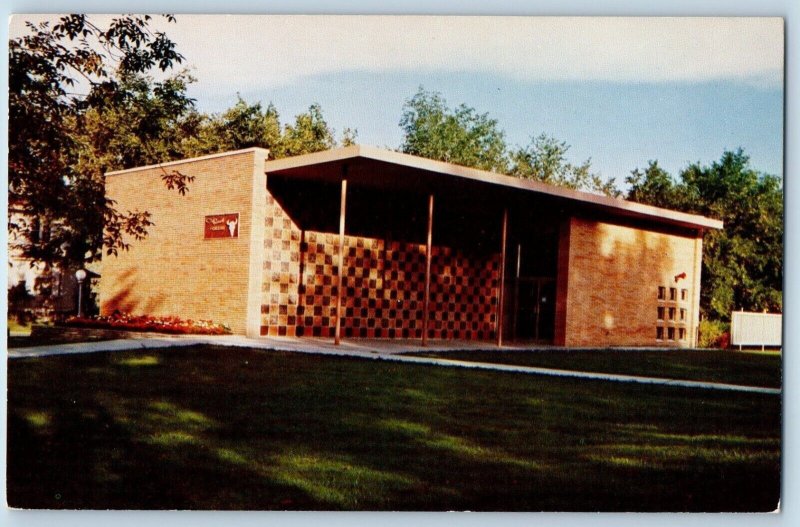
xmin=64 ymin=312 xmax=231 ymax=335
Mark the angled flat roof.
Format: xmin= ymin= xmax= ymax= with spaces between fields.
xmin=265 ymin=145 xmax=723 ymax=231
xmin=106 ymin=147 xmax=270 ymax=176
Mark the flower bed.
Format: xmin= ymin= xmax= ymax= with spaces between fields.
xmin=65 ymin=313 xmax=231 ymax=335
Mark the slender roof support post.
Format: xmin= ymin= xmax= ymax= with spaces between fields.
xmin=422 ymin=193 xmax=434 ymax=346
xmin=497 ymin=208 xmax=508 ymax=347
xmin=511 ymin=243 xmax=521 ymax=341
xmin=334 ymin=177 xmax=348 ymax=345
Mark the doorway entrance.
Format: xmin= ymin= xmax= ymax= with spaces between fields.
xmin=508 ymin=232 xmax=558 ymax=344
xmin=513 ymin=277 xmax=556 ymax=342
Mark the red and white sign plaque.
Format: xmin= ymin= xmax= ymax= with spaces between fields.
xmin=205 ymin=213 xmax=239 ymax=239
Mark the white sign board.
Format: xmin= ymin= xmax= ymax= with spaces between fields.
xmin=730 ymin=311 xmax=782 ymax=347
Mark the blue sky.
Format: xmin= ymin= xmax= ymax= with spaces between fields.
xmin=9 ymin=15 xmax=785 ymax=186
xmin=174 ymin=15 xmax=784 ymax=187
xmin=216 ymin=71 xmax=783 ymax=185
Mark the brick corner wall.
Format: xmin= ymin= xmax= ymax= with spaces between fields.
xmin=99 ymin=150 xmax=260 ymax=334
xmin=560 ymin=216 xmax=701 ymax=348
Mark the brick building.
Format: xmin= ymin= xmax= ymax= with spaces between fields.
xmin=99 ymin=146 xmax=722 ymax=347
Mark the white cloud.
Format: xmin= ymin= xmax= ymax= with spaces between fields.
xmin=10 ymin=15 xmax=784 ymax=88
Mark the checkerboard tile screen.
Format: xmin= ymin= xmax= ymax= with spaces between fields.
xmin=262 ymin=193 xmax=500 ymax=339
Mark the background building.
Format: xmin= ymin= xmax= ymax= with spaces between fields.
xmin=8 ymin=202 xmax=99 ymax=322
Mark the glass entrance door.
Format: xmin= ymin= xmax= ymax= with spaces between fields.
xmin=513 ymin=277 xmax=555 ymax=342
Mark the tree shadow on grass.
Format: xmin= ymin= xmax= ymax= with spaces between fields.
xmin=7 ymin=355 xmax=321 ymax=510
xmin=7 ymin=346 xmax=781 ymax=511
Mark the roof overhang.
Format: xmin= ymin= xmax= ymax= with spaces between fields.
xmin=264 ymin=145 xmax=723 ymax=232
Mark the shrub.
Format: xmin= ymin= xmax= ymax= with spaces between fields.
xmin=65 ymin=312 xmax=231 ymax=335
xmin=698 ymin=319 xmax=730 ymax=349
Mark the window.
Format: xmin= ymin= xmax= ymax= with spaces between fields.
xmin=657 ymin=307 xmax=665 ymax=320
xmin=30 ymin=216 xmax=40 ymax=244
xmin=681 ymin=289 xmax=688 ymax=301
xmin=668 ymin=307 xmax=676 ymax=320
xmin=679 ymin=328 xmax=686 ymax=340
xmin=679 ymin=308 xmax=686 ymax=321
xmin=667 ymin=327 xmax=675 ymax=340
xmin=658 ymin=286 xmax=666 ymax=300
xmin=656 ymin=327 xmax=664 ymax=340
xmin=669 ymin=287 xmax=677 ymax=301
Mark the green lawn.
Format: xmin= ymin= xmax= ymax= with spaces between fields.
xmin=7 ymin=317 xmax=33 ymax=335
xmin=7 ymin=332 xmax=117 ymax=349
xmin=7 ymin=345 xmax=781 ymax=511
xmin=412 ymin=349 xmax=782 ymax=388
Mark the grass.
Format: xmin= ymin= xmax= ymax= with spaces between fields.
xmin=7 ymin=317 xmax=33 ymax=335
xmin=7 ymin=345 xmax=781 ymax=511
xmin=7 ymin=333 xmax=117 ymax=348
xmin=411 ymin=348 xmax=782 ymax=388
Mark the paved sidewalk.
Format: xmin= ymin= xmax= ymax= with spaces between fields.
xmin=8 ymin=335 xmax=781 ymax=395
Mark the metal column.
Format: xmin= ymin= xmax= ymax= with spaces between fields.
xmin=334 ymin=178 xmax=348 ymax=345
xmin=497 ymin=208 xmax=508 ymax=347
xmin=511 ymin=243 xmax=521 ymax=341
xmin=422 ymin=193 xmax=434 ymax=346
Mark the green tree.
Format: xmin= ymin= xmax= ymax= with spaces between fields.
xmin=280 ymin=103 xmax=337 ymax=157
xmin=72 ymin=71 xmax=198 ymax=260
xmin=510 ymin=134 xmax=620 ymax=197
xmin=399 ymin=88 xmax=509 ymax=173
xmin=398 ymin=88 xmax=619 ymax=196
xmin=181 ymin=96 xmax=282 ymax=157
xmin=340 ymin=127 xmax=359 ymax=147
xmin=181 ymin=98 xmax=342 ymax=159
xmin=627 ymin=150 xmax=783 ymax=320
xmin=625 ymin=160 xmax=683 ymax=209
xmin=682 ymin=150 xmax=783 ymax=319
xmin=9 ymin=14 xmax=193 ymax=267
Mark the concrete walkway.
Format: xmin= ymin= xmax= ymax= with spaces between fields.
xmin=7 ymin=335 xmax=781 ymax=395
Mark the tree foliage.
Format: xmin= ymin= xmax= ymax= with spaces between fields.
xmin=10 ymin=11 xmax=349 ymax=273
xmin=398 ymin=88 xmax=618 ymax=196
xmin=280 ymin=103 xmax=339 ymax=157
xmin=180 ymin=96 xmax=282 ymax=156
xmin=181 ymin=97 xmax=343 ymax=159
xmin=625 ymin=160 xmax=683 ymax=209
xmin=627 ymin=150 xmax=783 ymax=320
xmin=73 ymin=71 xmax=199 ymax=259
xmin=510 ymin=134 xmax=620 ymax=197
xmin=9 ymin=14 xmax=193 ymax=267
xmin=399 ymin=88 xmax=509 ymax=173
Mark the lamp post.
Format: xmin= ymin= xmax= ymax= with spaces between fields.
xmin=75 ymin=269 xmax=87 ymax=318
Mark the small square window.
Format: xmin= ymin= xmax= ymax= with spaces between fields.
xmin=656 ymin=326 xmax=664 ymax=340
xmin=680 ymin=308 xmax=686 ymax=321
xmin=667 ymin=327 xmax=675 ymax=340
xmin=658 ymin=286 xmax=666 ymax=300
xmin=681 ymin=289 xmax=688 ymax=301
xmin=679 ymin=328 xmax=686 ymax=340
xmin=668 ymin=307 xmax=676 ymax=320
xmin=657 ymin=307 xmax=665 ymax=320
xmin=670 ymin=288 xmax=677 ymax=301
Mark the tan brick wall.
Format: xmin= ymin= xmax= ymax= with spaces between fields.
xmin=99 ymin=149 xmax=267 ymax=334
xmin=556 ymin=216 xmax=702 ymax=348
